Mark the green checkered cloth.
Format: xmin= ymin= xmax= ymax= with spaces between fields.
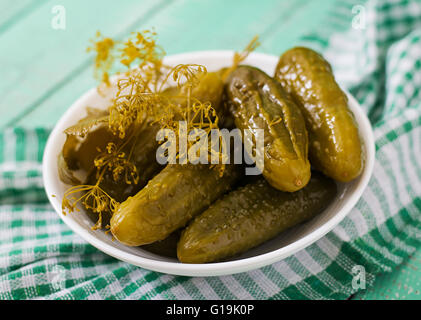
xmin=1 ymin=0 xmax=420 ymax=300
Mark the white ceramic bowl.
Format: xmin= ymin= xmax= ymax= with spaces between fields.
xmin=43 ymin=51 xmax=375 ymax=277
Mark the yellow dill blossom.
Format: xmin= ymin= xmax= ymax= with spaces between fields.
xmin=222 ymin=35 xmax=260 ymax=81
xmin=61 ymin=179 xmax=119 ymax=230
xmin=120 ymin=30 xmax=164 ymax=68
xmin=87 ymin=31 xmax=116 ymax=85
xmin=94 ymin=142 xmax=139 ymax=185
xmin=163 ymin=64 xmax=207 ymax=89
xmin=67 ymin=29 xmax=258 ymax=224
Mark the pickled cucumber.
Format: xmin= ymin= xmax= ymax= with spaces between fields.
xmin=164 ymin=72 xmax=224 ymax=114
xmin=177 ymin=172 xmax=336 ymax=263
xmin=141 ymin=229 xmax=181 ymax=258
xmin=83 ymin=121 xmax=164 ymax=228
xmin=110 ymin=164 xmax=242 ymax=246
xmin=190 ymin=72 xmax=224 ymax=112
xmin=275 ymin=47 xmax=363 ymax=182
xmin=89 ymin=73 xmax=224 ymax=206
xmin=225 ymin=66 xmax=310 ymax=192
xmin=109 ymin=72 xmax=233 ymax=244
xmin=86 ymin=121 xmax=163 ymax=200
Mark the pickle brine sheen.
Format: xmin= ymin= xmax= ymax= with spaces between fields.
xmin=110 ymin=164 xmax=242 ymax=246
xmin=177 ymin=172 xmax=337 ymax=263
xmin=275 ymin=47 xmax=363 ymax=182
xmin=226 ymin=66 xmax=310 ymax=192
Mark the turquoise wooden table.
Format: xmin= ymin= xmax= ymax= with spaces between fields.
xmin=0 ymin=0 xmax=420 ymax=300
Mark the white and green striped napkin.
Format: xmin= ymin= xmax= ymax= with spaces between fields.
xmin=0 ymin=0 xmax=420 ymax=299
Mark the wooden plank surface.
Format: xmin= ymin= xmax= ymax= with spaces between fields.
xmin=0 ymin=0 xmax=419 ymax=300
xmin=0 ymin=0 xmax=172 ymax=128
xmin=1 ymin=0 xmax=335 ymax=129
xmin=0 ymin=0 xmax=39 ymax=32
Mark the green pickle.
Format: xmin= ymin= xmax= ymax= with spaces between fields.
xmin=86 ymin=73 xmax=225 ymax=229
xmin=72 ymin=126 xmax=116 ymax=172
xmin=164 ymin=72 xmax=224 ymax=114
xmin=88 ymin=122 xmax=163 ymax=199
xmin=84 ymin=121 xmax=164 ymax=228
xmin=110 ymin=164 xmax=242 ymax=246
xmin=190 ymin=72 xmax=224 ymax=111
xmin=110 ymin=71 xmax=235 ymax=246
xmin=177 ymin=172 xmax=337 ymax=263
xmin=61 ymin=35 xmax=362 ymax=263
xmin=141 ymin=229 xmax=181 ymax=258
xmin=226 ymin=66 xmax=310 ymax=192
xmin=275 ymin=47 xmax=363 ymax=182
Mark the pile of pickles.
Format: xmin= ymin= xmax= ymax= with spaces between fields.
xmin=60 ymin=47 xmax=363 ymax=263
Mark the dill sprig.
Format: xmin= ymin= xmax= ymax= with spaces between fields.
xmin=61 ymin=171 xmax=119 ymax=230
xmin=94 ymin=142 xmax=139 ymax=185
xmin=62 ymin=30 xmax=259 ymax=226
xmin=222 ymin=35 xmax=260 ymax=81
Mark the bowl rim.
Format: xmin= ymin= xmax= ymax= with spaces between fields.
xmin=43 ymin=50 xmax=375 ymax=277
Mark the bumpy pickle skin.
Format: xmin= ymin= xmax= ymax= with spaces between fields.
xmin=163 ymin=72 xmax=224 ymax=111
xmin=274 ymin=47 xmax=363 ymax=182
xmin=190 ymin=72 xmax=224 ymax=112
xmin=88 ymin=73 xmax=224 ymax=209
xmin=226 ymin=66 xmax=310 ymax=192
xmin=110 ymin=164 xmax=242 ymax=246
xmin=109 ymin=74 xmax=228 ymax=240
xmin=177 ymin=172 xmax=336 ymax=263
xmin=141 ymin=229 xmax=181 ymax=258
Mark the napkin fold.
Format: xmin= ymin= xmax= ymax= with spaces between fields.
xmin=0 ymin=0 xmax=420 ymax=300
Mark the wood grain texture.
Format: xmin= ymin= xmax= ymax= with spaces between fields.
xmin=354 ymin=248 xmax=421 ymax=300
xmin=2 ymin=0 xmax=334 ymax=129
xmin=0 ymin=0 xmax=172 ymax=128
xmin=0 ymin=0 xmax=419 ymax=300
